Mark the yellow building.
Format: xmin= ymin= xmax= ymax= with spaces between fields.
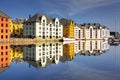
xmin=10 ymin=46 xmax=23 ymax=62
xmin=10 ymin=18 xmax=24 ymax=38
xmin=60 ymin=18 xmax=75 ymax=38
xmin=63 ymin=43 xmax=74 ymax=60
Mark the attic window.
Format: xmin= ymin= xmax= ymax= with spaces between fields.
xmin=39 ymin=17 xmax=41 ymax=20
xmin=43 ymin=20 xmax=45 ymax=22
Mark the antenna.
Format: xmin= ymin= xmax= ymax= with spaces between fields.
xmin=115 ymin=15 xmax=117 ymax=38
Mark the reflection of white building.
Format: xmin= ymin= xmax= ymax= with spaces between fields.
xmin=75 ymin=23 xmax=110 ymax=40
xmin=23 ymin=13 xmax=63 ymax=39
xmin=23 ymin=43 xmax=63 ymax=67
xmin=74 ymin=40 xmax=110 ymax=56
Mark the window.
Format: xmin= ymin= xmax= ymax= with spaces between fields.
xmin=1 ymin=29 xmax=3 ymax=33
xmin=6 ymin=24 xmax=8 ymax=27
xmin=6 ymin=35 xmax=8 ymax=39
xmin=1 ymin=52 xmax=3 ymax=55
xmin=1 ymin=18 xmax=3 ymax=21
xmin=29 ymin=23 xmax=31 ymax=25
xmin=6 ymin=52 xmax=8 ymax=55
xmin=1 ymin=58 xmax=3 ymax=61
xmin=6 ymin=46 xmax=8 ymax=49
xmin=6 ymin=63 xmax=8 ymax=66
xmin=1 ymin=46 xmax=3 ymax=49
xmin=6 ymin=58 xmax=8 ymax=60
xmin=1 ymin=23 xmax=3 ymax=27
xmin=90 ymin=28 xmax=92 ymax=38
xmin=6 ymin=30 xmax=8 ymax=33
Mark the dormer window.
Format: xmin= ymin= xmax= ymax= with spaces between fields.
xmin=43 ymin=20 xmax=45 ymax=22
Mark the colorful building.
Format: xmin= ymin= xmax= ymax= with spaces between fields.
xmin=81 ymin=23 xmax=110 ymax=40
xmin=23 ymin=13 xmax=63 ymax=40
xmin=63 ymin=43 xmax=74 ymax=60
xmin=0 ymin=43 xmax=10 ymax=68
xmin=23 ymin=43 xmax=63 ymax=67
xmin=0 ymin=10 xmax=10 ymax=41
xmin=10 ymin=18 xmax=24 ymax=38
xmin=60 ymin=18 xmax=75 ymax=38
xmin=10 ymin=45 xmax=23 ymax=62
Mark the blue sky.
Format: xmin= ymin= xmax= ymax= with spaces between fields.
xmin=0 ymin=0 xmax=120 ymax=31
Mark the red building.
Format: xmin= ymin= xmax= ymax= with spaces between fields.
xmin=0 ymin=10 xmax=10 ymax=41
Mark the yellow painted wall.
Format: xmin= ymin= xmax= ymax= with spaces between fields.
xmin=10 ymin=20 xmax=23 ymax=37
xmin=63 ymin=43 xmax=74 ymax=60
xmin=63 ymin=21 xmax=75 ymax=38
xmin=10 ymin=46 xmax=23 ymax=62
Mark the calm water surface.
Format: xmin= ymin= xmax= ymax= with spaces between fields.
xmin=0 ymin=40 xmax=120 ymax=80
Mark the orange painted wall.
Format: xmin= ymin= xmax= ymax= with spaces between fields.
xmin=0 ymin=17 xmax=10 ymax=41
xmin=0 ymin=43 xmax=10 ymax=68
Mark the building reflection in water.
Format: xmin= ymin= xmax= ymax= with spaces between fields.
xmin=0 ymin=40 xmax=110 ymax=70
xmin=0 ymin=43 xmax=10 ymax=73
xmin=74 ymin=40 xmax=110 ymax=56
xmin=10 ymin=45 xmax=23 ymax=63
xmin=23 ymin=42 xmax=63 ymax=68
xmin=23 ymin=40 xmax=109 ymax=68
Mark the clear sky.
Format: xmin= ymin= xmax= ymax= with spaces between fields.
xmin=0 ymin=0 xmax=120 ymax=31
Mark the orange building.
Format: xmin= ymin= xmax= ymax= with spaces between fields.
xmin=0 ymin=10 xmax=10 ymax=41
xmin=0 ymin=43 xmax=10 ymax=68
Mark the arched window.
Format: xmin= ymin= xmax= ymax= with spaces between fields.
xmin=90 ymin=28 xmax=92 ymax=38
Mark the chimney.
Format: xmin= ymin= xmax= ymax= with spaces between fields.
xmin=29 ymin=14 xmax=31 ymax=18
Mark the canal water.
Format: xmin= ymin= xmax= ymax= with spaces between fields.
xmin=0 ymin=40 xmax=120 ymax=80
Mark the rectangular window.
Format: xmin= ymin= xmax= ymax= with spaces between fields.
xmin=6 ymin=52 xmax=8 ymax=55
xmin=6 ymin=46 xmax=8 ymax=49
xmin=1 ymin=46 xmax=3 ymax=49
xmin=6 ymin=30 xmax=8 ymax=33
xmin=1 ymin=23 xmax=3 ymax=27
xmin=6 ymin=35 xmax=8 ymax=39
xmin=1 ymin=29 xmax=3 ymax=33
xmin=1 ymin=18 xmax=3 ymax=21
xmin=6 ymin=24 xmax=8 ymax=27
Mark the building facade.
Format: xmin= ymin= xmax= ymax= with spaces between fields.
xmin=23 ymin=13 xmax=63 ymax=40
xmin=74 ymin=40 xmax=110 ymax=56
xmin=63 ymin=43 xmax=74 ymax=60
xmin=23 ymin=43 xmax=63 ymax=67
xmin=10 ymin=19 xmax=23 ymax=38
xmin=76 ymin=23 xmax=110 ymax=40
xmin=0 ymin=43 xmax=10 ymax=68
xmin=60 ymin=18 xmax=74 ymax=38
xmin=0 ymin=10 xmax=10 ymax=41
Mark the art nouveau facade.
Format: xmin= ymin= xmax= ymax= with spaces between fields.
xmin=75 ymin=23 xmax=110 ymax=40
xmin=23 ymin=43 xmax=63 ymax=67
xmin=74 ymin=24 xmax=82 ymax=39
xmin=23 ymin=13 xmax=63 ymax=40
xmin=74 ymin=40 xmax=110 ymax=56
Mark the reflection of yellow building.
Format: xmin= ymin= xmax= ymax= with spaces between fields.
xmin=10 ymin=19 xmax=24 ymax=37
xmin=10 ymin=46 xmax=23 ymax=62
xmin=60 ymin=18 xmax=74 ymax=38
xmin=63 ymin=43 xmax=74 ymax=60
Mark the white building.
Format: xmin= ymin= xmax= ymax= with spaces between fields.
xmin=74 ymin=40 xmax=110 ymax=56
xmin=23 ymin=13 xmax=63 ymax=40
xmin=79 ymin=23 xmax=110 ymax=40
xmin=23 ymin=43 xmax=63 ymax=67
xmin=74 ymin=24 xmax=82 ymax=39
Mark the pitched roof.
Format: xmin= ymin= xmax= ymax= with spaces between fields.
xmin=60 ymin=18 xmax=73 ymax=26
xmin=25 ymin=13 xmax=53 ymax=23
xmin=0 ymin=10 xmax=10 ymax=18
